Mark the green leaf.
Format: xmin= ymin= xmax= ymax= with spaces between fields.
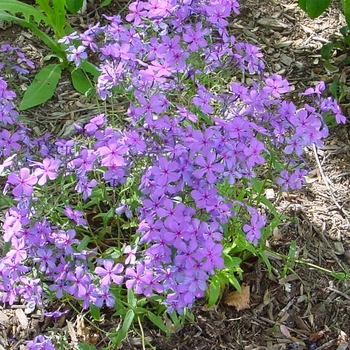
xmin=71 ymin=68 xmax=93 ymax=94
xmin=113 ymin=310 xmax=135 ymax=346
xmin=100 ymin=0 xmax=112 ymax=7
xmin=324 ymin=59 xmax=339 ymax=73
xmin=80 ymin=60 xmax=100 ymax=80
xmin=259 ymin=250 xmax=272 ymax=276
xmin=147 ymin=311 xmax=168 ymax=333
xmin=298 ymin=0 xmax=306 ymax=11
xmin=340 ymin=25 xmax=349 ymax=38
xmin=65 ymin=0 xmax=84 ymax=14
xmin=19 ymin=64 xmax=62 ymax=110
xmin=78 ymin=343 xmax=96 ymax=350
xmin=35 ymin=0 xmax=66 ymax=39
xmin=342 ymin=0 xmax=350 ymax=28
xmin=228 ymin=275 xmax=241 ymax=291
xmin=320 ymin=43 xmax=334 ymax=60
xmin=304 ymin=0 xmax=331 ymax=18
xmin=329 ymin=80 xmax=339 ymax=99
xmin=77 ymin=235 xmax=90 ymax=252
xmin=89 ymin=304 xmax=101 ymax=321
xmin=331 ymin=271 xmax=346 ymax=280
xmin=0 ymin=0 xmax=47 ymax=24
xmin=207 ymin=275 xmax=221 ymax=307
xmin=127 ymin=288 xmax=136 ymax=308
xmin=280 ymin=241 xmax=296 ymax=279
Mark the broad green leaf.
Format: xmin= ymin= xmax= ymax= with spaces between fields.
xmin=305 ymin=0 xmax=331 ymax=18
xmin=320 ymin=43 xmax=334 ymax=60
xmin=342 ymin=0 xmax=350 ymax=28
xmin=65 ymin=0 xmax=84 ymax=14
xmin=71 ymin=68 xmax=93 ymax=94
xmin=0 ymin=0 xmax=47 ymax=24
xmin=207 ymin=275 xmax=221 ymax=307
xmin=113 ymin=310 xmax=135 ymax=346
xmin=147 ymin=311 xmax=168 ymax=333
xmin=298 ymin=0 xmax=306 ymax=11
xmin=19 ymin=64 xmax=62 ymax=110
xmin=80 ymin=60 xmax=100 ymax=80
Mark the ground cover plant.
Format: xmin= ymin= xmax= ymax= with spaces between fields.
xmin=0 ymin=0 xmax=347 ymax=349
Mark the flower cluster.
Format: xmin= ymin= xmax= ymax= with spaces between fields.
xmin=0 ymin=2 xmax=346 ymax=347
xmin=0 ymin=44 xmax=35 ymax=76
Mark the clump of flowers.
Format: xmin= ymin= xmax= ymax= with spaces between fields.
xmin=0 ymin=44 xmax=35 ymax=76
xmin=0 ymin=0 xmax=346 ymax=347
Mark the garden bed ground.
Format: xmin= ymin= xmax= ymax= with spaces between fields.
xmin=0 ymin=0 xmax=350 ymax=349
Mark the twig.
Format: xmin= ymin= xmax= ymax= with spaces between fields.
xmin=326 ymin=287 xmax=350 ymax=301
xmin=312 ymin=144 xmax=350 ymax=220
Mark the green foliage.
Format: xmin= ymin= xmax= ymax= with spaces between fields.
xmin=298 ymin=0 xmax=332 ymax=19
xmin=0 ymin=0 xmax=97 ymax=109
xmin=19 ymin=64 xmax=62 ymax=110
xmin=298 ymin=0 xmax=350 ymax=28
xmin=66 ymin=0 xmax=85 ymax=14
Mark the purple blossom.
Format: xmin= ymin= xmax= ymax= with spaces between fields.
xmin=66 ymin=45 xmax=87 ymax=66
xmin=193 ymin=152 xmax=224 ymax=183
xmin=7 ymin=168 xmax=37 ymax=197
xmin=95 ymin=259 xmax=124 ymax=286
xmin=263 ymin=74 xmax=290 ymax=98
xmin=243 ymin=213 xmax=266 ymax=245
xmin=33 ymin=158 xmax=61 ymax=185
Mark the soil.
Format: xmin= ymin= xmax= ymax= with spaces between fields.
xmin=0 ymin=0 xmax=350 ymax=349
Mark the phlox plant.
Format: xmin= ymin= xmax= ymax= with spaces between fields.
xmin=0 ymin=0 xmax=346 ymax=348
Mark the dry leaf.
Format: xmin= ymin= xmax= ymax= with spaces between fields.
xmin=15 ymin=309 xmax=28 ymax=328
xmin=280 ymin=324 xmax=291 ymax=338
xmin=224 ymin=284 xmax=250 ymax=311
xmin=66 ymin=320 xmax=78 ymax=344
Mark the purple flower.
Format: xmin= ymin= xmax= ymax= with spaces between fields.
xmin=65 ymin=266 xmax=91 ymax=298
xmin=34 ymin=158 xmax=61 ymax=185
xmin=126 ymin=1 xmax=147 ymax=25
xmin=27 ymin=335 xmax=55 ymax=350
xmin=244 ymin=138 xmax=265 ymax=167
xmin=7 ymin=168 xmax=37 ymax=197
xmin=84 ymin=114 xmax=106 ymax=135
xmin=64 ymin=206 xmax=87 ymax=226
xmin=193 ymin=86 xmax=213 ymax=114
xmin=95 ymin=259 xmax=124 ymax=286
xmin=75 ymin=178 xmax=98 ymax=200
xmin=98 ymin=140 xmax=127 ymax=166
xmin=193 ymin=152 xmax=224 ymax=183
xmin=0 ymin=130 xmax=21 ymax=155
xmin=243 ymin=213 xmax=266 ymax=245
xmin=66 ymin=45 xmax=87 ymax=66
xmin=125 ymin=263 xmax=152 ymax=294
xmin=94 ymin=285 xmax=115 ymax=307
xmin=263 ymin=74 xmax=290 ymax=98
xmin=124 ymin=245 xmax=137 ymax=265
